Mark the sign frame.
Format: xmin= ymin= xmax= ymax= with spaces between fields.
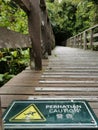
xmin=3 ymin=100 xmax=98 ymax=129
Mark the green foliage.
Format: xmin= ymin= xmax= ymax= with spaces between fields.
xmin=0 ymin=48 xmax=30 ymax=87
xmin=0 ymin=0 xmax=28 ymax=34
xmin=0 ymin=1 xmax=29 ymax=87
xmin=46 ymin=0 xmax=98 ymax=44
xmin=0 ymin=73 xmax=14 ymax=86
xmin=75 ymin=1 xmax=95 ymax=34
xmin=46 ymin=0 xmax=77 ymax=44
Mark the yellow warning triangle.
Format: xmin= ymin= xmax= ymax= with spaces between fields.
xmin=10 ymin=104 xmax=46 ymax=122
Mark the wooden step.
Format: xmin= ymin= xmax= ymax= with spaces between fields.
xmin=35 ymin=87 xmax=98 ymax=92
xmin=39 ymin=80 xmax=98 ymax=84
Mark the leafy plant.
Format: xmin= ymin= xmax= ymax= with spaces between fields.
xmin=0 ymin=73 xmax=14 ymax=86
xmin=0 ymin=0 xmax=28 ymax=34
xmin=0 ymin=48 xmax=30 ymax=87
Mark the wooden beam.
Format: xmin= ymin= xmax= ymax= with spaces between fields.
xmin=28 ymin=0 xmax=42 ymax=70
xmin=0 ymin=27 xmax=31 ymax=48
xmin=40 ymin=1 xmax=48 ymax=58
xmin=13 ymin=0 xmax=30 ymax=13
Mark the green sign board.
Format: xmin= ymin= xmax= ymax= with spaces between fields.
xmin=3 ymin=100 xmax=98 ymax=129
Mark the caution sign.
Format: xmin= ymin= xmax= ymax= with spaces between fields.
xmin=3 ymin=100 xmax=98 ymax=129
xmin=10 ymin=104 xmax=46 ymax=122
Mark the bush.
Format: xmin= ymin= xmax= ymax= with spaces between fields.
xmin=0 ymin=48 xmax=30 ymax=87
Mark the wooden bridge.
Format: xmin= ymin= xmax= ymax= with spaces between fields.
xmin=0 ymin=45 xmax=98 ymax=128
xmin=0 ymin=0 xmax=98 ymax=129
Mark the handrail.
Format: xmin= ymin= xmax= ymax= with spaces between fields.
xmin=0 ymin=0 xmax=55 ymax=70
xmin=66 ymin=24 xmax=98 ymax=50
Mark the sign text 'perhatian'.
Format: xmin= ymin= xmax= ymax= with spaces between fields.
xmin=46 ymin=104 xmax=82 ymax=114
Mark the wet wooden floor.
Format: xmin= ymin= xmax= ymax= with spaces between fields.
xmin=0 ymin=46 xmax=98 ymax=127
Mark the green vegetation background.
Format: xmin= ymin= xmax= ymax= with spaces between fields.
xmin=46 ymin=0 xmax=98 ymax=44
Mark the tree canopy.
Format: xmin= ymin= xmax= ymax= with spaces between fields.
xmin=0 ymin=0 xmax=28 ymax=34
xmin=0 ymin=0 xmax=98 ymax=45
xmin=46 ymin=0 xmax=98 ymax=44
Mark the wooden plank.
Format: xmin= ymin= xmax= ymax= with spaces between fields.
xmin=0 ymin=87 xmax=35 ymax=95
xmin=40 ymin=78 xmax=98 ymax=81
xmin=40 ymin=77 xmax=98 ymax=81
xmin=43 ymin=72 xmax=98 ymax=75
xmin=1 ymin=95 xmax=98 ymax=118
xmin=93 ymin=42 xmax=98 ymax=45
xmin=41 ymin=75 xmax=98 ymax=78
xmin=1 ymin=86 xmax=98 ymax=95
xmin=35 ymin=87 xmax=98 ymax=92
xmin=3 ymin=83 xmax=98 ymax=87
xmin=46 ymin=66 xmax=98 ymax=69
xmin=93 ymin=33 xmax=98 ymax=37
xmin=48 ymin=63 xmax=98 ymax=66
xmin=45 ymin=70 xmax=98 ymax=72
xmin=1 ymin=95 xmax=29 ymax=108
xmin=1 ymin=95 xmax=98 ymax=108
xmin=0 ymin=27 xmax=31 ymax=48
xmin=39 ymin=80 xmax=98 ymax=84
xmin=28 ymin=96 xmax=98 ymax=101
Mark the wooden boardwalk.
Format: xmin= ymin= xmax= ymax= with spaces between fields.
xmin=0 ymin=46 xmax=98 ymax=120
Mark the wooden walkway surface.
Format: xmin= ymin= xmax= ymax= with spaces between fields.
xmin=0 ymin=46 xmax=98 ymax=120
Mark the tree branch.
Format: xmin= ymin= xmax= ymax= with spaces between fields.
xmin=13 ymin=0 xmax=30 ymax=13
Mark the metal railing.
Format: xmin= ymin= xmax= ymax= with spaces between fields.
xmin=66 ymin=24 xmax=98 ymax=50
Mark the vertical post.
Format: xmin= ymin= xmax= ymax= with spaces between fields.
xmin=40 ymin=1 xmax=49 ymax=58
xmin=80 ymin=33 xmax=83 ymax=48
xmin=47 ymin=19 xmax=53 ymax=55
xmin=72 ymin=37 xmax=74 ymax=47
xmin=74 ymin=36 xmax=76 ymax=47
xmin=28 ymin=0 xmax=42 ymax=70
xmin=75 ymin=36 xmax=77 ymax=48
xmin=90 ymin=29 xmax=93 ymax=50
xmin=77 ymin=34 xmax=80 ymax=48
xmin=83 ymin=31 xmax=87 ymax=50
xmin=78 ymin=35 xmax=80 ymax=48
xmin=69 ymin=38 xmax=71 ymax=47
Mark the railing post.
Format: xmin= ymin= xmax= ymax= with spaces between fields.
xmin=72 ymin=37 xmax=74 ymax=47
xmin=71 ymin=37 xmax=72 ymax=47
xmin=66 ymin=24 xmax=98 ymax=50
xmin=67 ymin=39 xmax=70 ymax=47
xmin=28 ymin=0 xmax=42 ymax=70
xmin=83 ymin=31 xmax=87 ymax=50
xmin=77 ymin=35 xmax=79 ymax=48
xmin=40 ymin=0 xmax=49 ymax=59
xmin=74 ymin=36 xmax=76 ymax=47
xmin=69 ymin=38 xmax=70 ymax=47
xmin=46 ymin=20 xmax=52 ymax=55
xmin=80 ymin=33 xmax=83 ymax=48
xmin=75 ymin=36 xmax=77 ymax=48
xmin=90 ymin=29 xmax=93 ymax=50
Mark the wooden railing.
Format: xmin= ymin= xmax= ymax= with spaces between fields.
xmin=0 ymin=0 xmax=55 ymax=70
xmin=66 ymin=24 xmax=98 ymax=50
